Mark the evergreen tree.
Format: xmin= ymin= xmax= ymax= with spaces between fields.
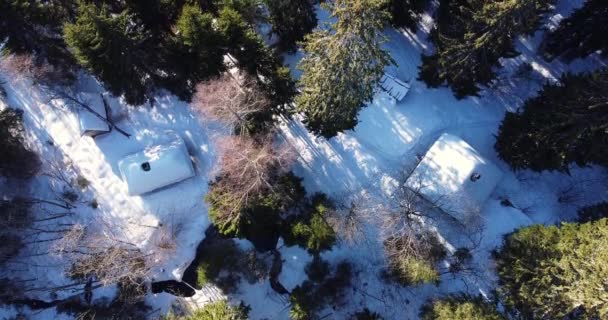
xmin=578 ymin=202 xmax=608 ymax=223
xmin=543 ymin=0 xmax=608 ymax=61
xmin=495 ymin=219 xmax=608 ymax=319
xmin=386 ymin=0 xmax=427 ymax=31
xmin=217 ymin=6 xmax=296 ymax=108
xmin=265 ymin=0 xmax=317 ymax=52
xmin=495 ymin=69 xmax=608 ymax=172
xmin=419 ymin=0 xmax=552 ymax=98
xmin=0 ymin=0 xmax=76 ymax=82
xmin=421 ymin=295 xmax=504 ymax=320
xmin=64 ymin=2 xmax=151 ymax=105
xmin=167 ymin=3 xmax=226 ymax=100
xmin=296 ymin=0 xmax=393 ymax=138
xmin=0 ymin=108 xmax=40 ymax=179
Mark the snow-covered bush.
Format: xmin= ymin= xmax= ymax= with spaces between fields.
xmin=383 ymin=230 xmax=446 ymax=286
xmin=420 ymin=295 xmax=504 ymax=320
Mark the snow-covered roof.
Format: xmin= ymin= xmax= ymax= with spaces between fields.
xmin=77 ymin=92 xmax=110 ymax=136
xmin=405 ymin=133 xmax=503 ymax=220
xmin=118 ymin=134 xmax=195 ymax=196
xmin=379 ymin=74 xmax=410 ymax=101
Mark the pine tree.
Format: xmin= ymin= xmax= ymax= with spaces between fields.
xmin=265 ymin=0 xmax=317 ymax=52
xmin=421 ymin=295 xmax=504 ymax=320
xmin=495 ymin=219 xmax=608 ymax=319
xmin=296 ymin=0 xmax=393 ymax=138
xmin=543 ymin=0 xmax=608 ymax=61
xmin=64 ymin=2 xmax=151 ymax=105
xmin=495 ymin=69 xmax=608 ymax=172
xmin=166 ymin=3 xmax=226 ymax=100
xmin=419 ymin=0 xmax=552 ymax=98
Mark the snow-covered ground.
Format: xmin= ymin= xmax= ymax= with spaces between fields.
xmin=1 ymin=0 xmax=607 ymax=319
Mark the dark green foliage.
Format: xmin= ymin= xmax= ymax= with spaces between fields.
xmin=353 ymin=308 xmax=383 ymax=320
xmin=420 ymin=0 xmax=552 ymax=98
xmin=207 ymin=172 xmax=306 ymax=240
xmin=290 ymin=260 xmax=354 ymax=319
xmin=282 ymin=193 xmax=337 ymax=253
xmin=265 ymin=0 xmax=317 ymax=52
xmin=420 ymin=295 xmax=504 ymax=320
xmin=64 ymin=2 xmax=152 ymax=105
xmin=217 ymin=7 xmax=296 ymax=108
xmin=578 ymin=202 xmax=608 ymax=223
xmin=543 ymin=0 xmax=608 ymax=61
xmin=0 ymin=0 xmax=76 ymax=83
xmin=0 ymin=108 xmax=40 ymax=179
xmin=386 ymin=0 xmax=426 ymax=30
xmin=124 ymin=0 xmax=183 ymax=33
xmin=495 ymin=219 xmax=608 ymax=319
xmin=167 ymin=3 xmax=226 ymax=100
xmin=296 ymin=0 xmax=393 ymax=138
xmin=495 ymin=69 xmax=608 ymax=172
xmin=305 ymin=255 xmax=331 ymax=283
xmin=193 ymin=238 xmax=242 ymax=288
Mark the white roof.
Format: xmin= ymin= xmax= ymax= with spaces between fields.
xmin=118 ymin=134 xmax=195 ymax=196
xmin=405 ymin=133 xmax=503 ymax=220
xmin=77 ymin=92 xmax=110 ymax=135
xmin=380 ymin=74 xmax=410 ymax=101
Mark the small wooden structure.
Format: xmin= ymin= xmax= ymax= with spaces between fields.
xmin=379 ymin=74 xmax=410 ymax=101
xmin=77 ymin=93 xmax=111 ymax=138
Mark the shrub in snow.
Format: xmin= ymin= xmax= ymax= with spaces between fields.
xmin=163 ymin=300 xmax=250 ymax=320
xmin=290 ymin=260 xmax=354 ymax=319
xmin=0 ymin=108 xmax=40 ymax=179
xmin=282 ymin=193 xmax=337 ymax=253
xmin=577 ymin=202 xmax=608 ymax=223
xmin=420 ymin=295 xmax=504 ymax=320
xmin=383 ymin=230 xmax=446 ymax=286
xmin=353 ymin=308 xmax=384 ymax=320
xmin=495 ymin=218 xmax=608 ymax=319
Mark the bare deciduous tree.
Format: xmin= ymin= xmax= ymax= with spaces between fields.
xmin=192 ymin=74 xmax=270 ymax=134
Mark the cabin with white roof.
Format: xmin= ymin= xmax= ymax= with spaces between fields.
xmin=77 ymin=92 xmax=111 ymax=137
xmin=118 ymin=133 xmax=195 ymax=196
xmin=404 ymin=133 xmax=503 ymax=220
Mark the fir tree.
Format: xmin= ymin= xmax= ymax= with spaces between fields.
xmin=296 ymin=0 xmax=393 ymax=138
xmin=421 ymin=295 xmax=504 ymax=320
xmin=265 ymin=0 xmax=317 ymax=52
xmin=64 ymin=2 xmax=152 ymax=105
xmin=496 ymin=219 xmax=608 ymax=319
xmin=543 ymin=0 xmax=608 ymax=61
xmin=495 ymin=69 xmax=608 ymax=172
xmin=420 ymin=0 xmax=552 ymax=98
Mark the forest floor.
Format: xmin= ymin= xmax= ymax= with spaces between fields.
xmin=0 ymin=0 xmax=607 ymax=319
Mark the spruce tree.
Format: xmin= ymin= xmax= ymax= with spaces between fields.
xmin=64 ymin=2 xmax=151 ymax=105
xmin=265 ymin=0 xmax=317 ymax=52
xmin=296 ymin=0 xmax=393 ymax=138
xmin=167 ymin=4 xmax=226 ymax=100
xmin=543 ymin=0 xmax=608 ymax=61
xmin=496 ymin=219 xmax=608 ymax=319
xmin=495 ymin=69 xmax=608 ymax=172
xmin=419 ymin=0 xmax=552 ymax=98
